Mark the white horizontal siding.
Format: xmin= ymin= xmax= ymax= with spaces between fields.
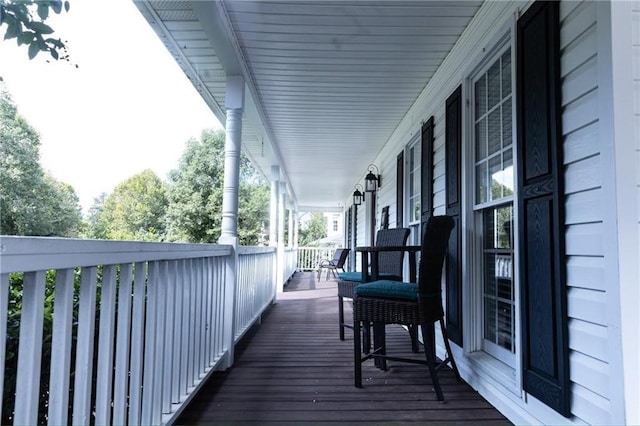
xmin=570 ymin=352 xmax=609 ymax=399
xmin=634 ymin=4 xmax=640 ymax=227
xmin=561 ymin=1 xmax=612 ymax=423
xmin=571 ymin=383 xmax=611 ymax=425
xmin=564 ymin=154 xmax=601 ymax=194
xmin=568 ymin=319 xmax=608 ymax=362
xmin=565 ymin=188 xmax=603 ymax=225
xmin=567 ymin=287 xmax=607 ymax=325
xmin=566 ymin=256 xmax=606 ymax=292
xmin=563 ymin=121 xmax=600 ymax=164
xmin=565 ymin=223 xmax=605 ymax=257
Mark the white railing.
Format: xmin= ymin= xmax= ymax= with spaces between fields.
xmin=0 ymin=237 xmax=276 ymax=426
xmin=283 ymin=247 xmax=297 ymax=282
xmin=296 ymin=247 xmax=336 ymax=271
xmin=236 ymin=246 xmax=277 ymax=342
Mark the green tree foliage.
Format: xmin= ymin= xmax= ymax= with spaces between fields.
xmin=98 ymin=169 xmax=168 ymax=241
xmin=0 ymin=84 xmax=82 ymax=236
xmin=298 ymin=212 xmax=327 ymax=246
xmin=166 ymin=129 xmax=269 ymax=245
xmin=237 ymin=167 xmax=270 ymax=246
xmin=84 ymin=192 xmax=108 ymax=239
xmin=0 ymin=0 xmax=71 ymax=61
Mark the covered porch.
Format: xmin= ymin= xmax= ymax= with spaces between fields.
xmin=0 ymin=239 xmax=506 ymax=425
xmin=1 ymin=0 xmax=638 ymax=425
xmin=177 ymin=272 xmax=509 ymax=425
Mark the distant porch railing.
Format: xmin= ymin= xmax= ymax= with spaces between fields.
xmin=296 ymin=247 xmax=337 ymax=271
xmin=0 ymin=237 xmax=276 ymax=426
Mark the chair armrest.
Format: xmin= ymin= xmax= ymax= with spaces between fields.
xmin=354 ymin=245 xmax=421 ymax=282
xmin=358 ymin=245 xmax=421 ymax=252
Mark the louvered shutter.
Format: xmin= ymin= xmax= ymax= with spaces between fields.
xmin=445 ymin=86 xmax=463 ymax=346
xmin=516 ymin=1 xmax=570 ymax=416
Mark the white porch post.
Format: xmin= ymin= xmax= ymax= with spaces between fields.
xmin=269 ymin=166 xmax=280 ymax=299
xmin=293 ymin=210 xmax=299 ymax=249
xmin=288 ymin=208 xmax=294 ymax=248
xmin=219 ymin=76 xmax=244 ymax=245
xmin=218 ymin=76 xmax=244 ymax=370
xmin=269 ymin=166 xmax=280 ymax=248
xmin=277 ymin=182 xmax=287 ymax=292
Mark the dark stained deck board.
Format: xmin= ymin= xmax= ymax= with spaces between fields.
xmin=176 ymin=272 xmax=511 ymax=424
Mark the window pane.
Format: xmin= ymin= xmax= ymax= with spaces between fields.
xmin=475 ymin=75 xmax=486 ymax=119
xmin=503 ymin=149 xmax=514 ymax=194
xmin=484 ymin=205 xmax=513 ymax=249
xmin=488 ymin=109 xmax=501 ymax=156
xmin=482 ymin=204 xmax=515 ymax=354
xmin=489 ymin=155 xmax=503 ymax=201
xmin=502 ymin=98 xmax=512 ymax=147
xmin=413 ymin=199 xmax=420 ymax=222
xmin=497 ymin=300 xmax=513 ymax=350
xmin=502 ymin=50 xmax=511 ymax=97
xmin=476 ymin=119 xmax=487 ymax=160
xmin=484 ymin=298 xmax=497 ymax=343
xmin=476 ymin=161 xmax=488 ymax=204
xmin=485 ymin=253 xmax=497 ymax=294
xmin=487 ymin=60 xmax=501 ymax=110
xmin=497 ymin=205 xmax=513 ymax=249
xmin=497 ymin=260 xmax=513 ymax=298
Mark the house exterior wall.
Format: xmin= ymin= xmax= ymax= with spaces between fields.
xmin=367 ymin=0 xmax=635 ymax=424
xmin=631 ymin=2 xmax=640 ymax=420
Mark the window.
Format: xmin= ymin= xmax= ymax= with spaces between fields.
xmin=408 ymin=141 xmax=421 ymax=224
xmin=332 ymin=219 xmax=338 ymax=232
xmin=473 ymin=47 xmax=515 ymax=366
xmin=406 ymin=138 xmax=421 ymax=245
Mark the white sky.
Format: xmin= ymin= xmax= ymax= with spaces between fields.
xmin=0 ymin=0 xmax=222 ymax=213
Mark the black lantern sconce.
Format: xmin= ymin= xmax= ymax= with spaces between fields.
xmin=352 ymin=184 xmax=364 ymax=206
xmin=364 ymin=164 xmax=381 ymax=193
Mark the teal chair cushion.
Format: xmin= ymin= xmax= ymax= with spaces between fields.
xmin=338 ymin=272 xmax=404 ymax=283
xmin=337 ymin=271 xmax=363 ymax=282
xmin=354 ymin=280 xmax=418 ymax=300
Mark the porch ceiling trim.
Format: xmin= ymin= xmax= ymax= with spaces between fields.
xmin=134 ymin=0 xmax=484 ymax=211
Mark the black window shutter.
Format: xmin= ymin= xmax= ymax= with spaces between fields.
xmin=421 ymin=117 xmax=434 ymax=229
xmin=396 ymin=152 xmax=404 ymax=227
xmin=445 ymin=86 xmax=463 ymax=346
xmin=516 ymin=1 xmax=570 ymax=416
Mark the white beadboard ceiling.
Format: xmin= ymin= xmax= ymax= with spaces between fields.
xmin=134 ymin=1 xmax=483 ymax=211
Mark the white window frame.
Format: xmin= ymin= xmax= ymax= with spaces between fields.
xmin=461 ymin=23 xmax=523 ymax=395
xmin=404 ymin=133 xmax=421 ymax=246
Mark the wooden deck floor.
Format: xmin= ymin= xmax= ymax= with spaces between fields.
xmin=176 ymin=272 xmax=510 ymax=425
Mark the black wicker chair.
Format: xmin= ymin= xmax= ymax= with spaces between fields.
xmin=337 ymin=228 xmax=410 ymax=341
xmin=317 ymin=248 xmax=350 ymax=280
xmin=352 ymin=215 xmax=461 ymax=401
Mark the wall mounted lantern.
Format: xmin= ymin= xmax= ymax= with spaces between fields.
xmin=352 ymin=184 xmax=364 ymax=206
xmin=364 ymin=164 xmax=381 ymax=193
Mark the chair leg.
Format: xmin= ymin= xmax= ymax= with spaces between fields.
xmin=363 ymin=321 xmax=371 ymax=354
xmin=439 ymin=318 xmax=461 ymax=382
xmin=354 ymin=319 xmax=362 ymax=388
xmin=409 ymin=325 xmax=420 ymax=353
xmin=421 ymin=322 xmax=445 ymax=401
xmin=338 ymin=295 xmax=345 ymax=341
xmin=373 ymin=323 xmax=387 ymax=370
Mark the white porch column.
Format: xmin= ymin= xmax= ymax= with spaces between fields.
xmin=219 ymin=76 xmax=244 ymax=246
xmin=287 ymin=208 xmax=294 ymax=248
xmin=269 ymin=166 xmax=280 ymax=247
xmin=293 ymin=210 xmax=299 ymax=249
xmin=276 ymin=182 xmax=287 ymax=292
xmin=218 ymin=76 xmax=244 ymax=370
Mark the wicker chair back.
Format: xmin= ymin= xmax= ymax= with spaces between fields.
xmin=418 ymin=216 xmax=455 ymax=321
xmin=375 ymin=227 xmax=410 ymax=278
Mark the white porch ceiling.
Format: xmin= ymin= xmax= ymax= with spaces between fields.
xmin=134 ymin=1 xmax=483 ymax=211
